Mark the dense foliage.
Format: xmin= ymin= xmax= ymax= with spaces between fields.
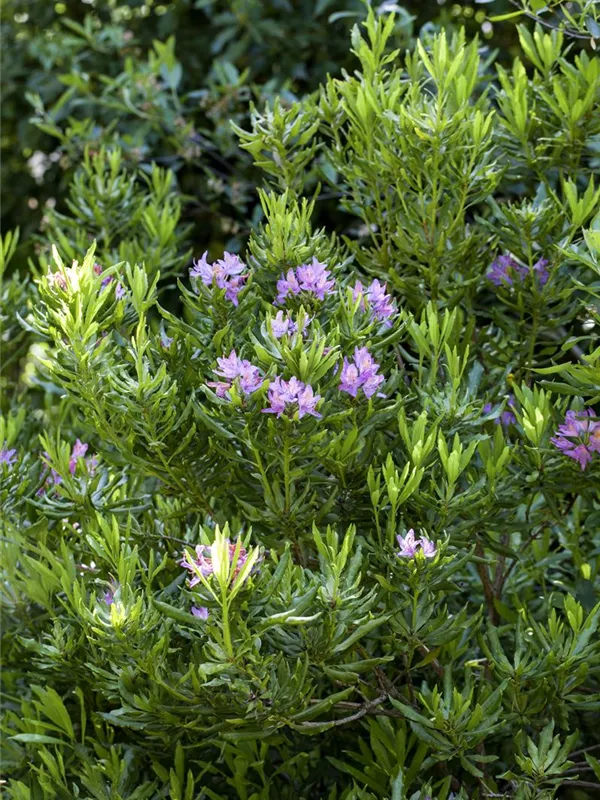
xmin=2 ymin=2 xmax=600 ymax=799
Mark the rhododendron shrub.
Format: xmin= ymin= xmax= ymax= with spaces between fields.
xmin=2 ymin=13 xmax=600 ymax=800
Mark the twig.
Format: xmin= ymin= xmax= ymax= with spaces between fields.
xmin=570 ymin=743 xmax=600 ymax=758
xmin=299 ymin=694 xmax=388 ymax=729
xmin=417 ymin=645 xmax=444 ymax=677
xmin=475 ymin=543 xmax=499 ymax=625
xmin=508 ymin=0 xmax=592 ymax=40
xmin=309 ymin=699 xmax=403 ymax=718
xmin=566 ymin=781 xmax=600 ymax=789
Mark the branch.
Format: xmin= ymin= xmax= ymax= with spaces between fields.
xmin=508 ymin=0 xmax=592 ymax=40
xmin=475 ymin=543 xmax=500 ymax=625
xmin=566 ymin=781 xmax=600 ymax=789
xmin=300 ymin=694 xmax=389 ymax=729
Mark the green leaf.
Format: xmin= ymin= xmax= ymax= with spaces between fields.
xmin=332 ymin=616 xmax=389 ymax=654
xmin=585 ymin=753 xmax=600 ymax=781
xmin=12 ymin=734 xmax=67 ymax=745
xmin=490 ymin=11 xmax=525 ymax=20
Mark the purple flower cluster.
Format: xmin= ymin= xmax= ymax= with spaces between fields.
xmin=271 ymin=311 xmax=309 ymax=339
xmin=47 ymin=271 xmax=68 ymax=291
xmin=38 ymin=439 xmax=97 ymax=495
xmin=160 ymin=330 xmax=174 ymax=349
xmin=483 ymin=395 xmax=517 ymax=427
xmin=190 ymin=251 xmax=248 ymax=306
xmin=70 ymin=439 xmax=94 ymax=474
xmin=0 ymin=447 xmax=17 ymax=467
xmin=533 ymin=258 xmax=550 ymax=285
xmin=207 ymin=350 xmax=263 ymax=398
xmin=191 ymin=605 xmax=210 ymax=620
xmin=276 ymin=258 xmax=335 ymax=304
xmin=396 ymin=530 xmax=437 ymax=559
xmin=352 ymin=279 xmax=395 ymax=326
xmin=339 ymin=347 xmax=385 ymax=399
xmin=94 ymin=263 xmax=125 ymax=299
xmin=180 ymin=540 xmax=249 ymax=587
xmin=551 ymin=409 xmax=600 ymax=471
xmin=101 ymin=580 xmax=119 ymax=606
xmin=262 ymin=377 xmax=322 ymax=419
xmin=487 ymin=254 xmax=549 ymax=288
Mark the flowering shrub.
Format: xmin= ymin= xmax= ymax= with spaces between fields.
xmin=2 ymin=9 xmax=600 ymax=800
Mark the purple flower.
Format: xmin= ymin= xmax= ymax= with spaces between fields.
xmin=339 ymin=359 xmax=362 ymax=397
xmin=47 ymin=271 xmax=68 ymax=290
xmin=483 ymin=396 xmax=516 ymax=427
xmin=209 ymin=350 xmax=263 ymax=398
xmin=487 ymin=253 xmax=550 ymax=288
xmin=102 ymin=590 xmax=114 ymax=606
xmin=181 ymin=541 xmax=248 ymax=587
xmin=551 ymin=408 xmax=600 ymax=470
xmin=276 ymin=269 xmax=301 ymax=304
xmin=96 ymin=264 xmax=126 ymax=299
xmin=270 ymin=311 xmax=309 ymax=339
xmin=38 ymin=441 xmax=96 ymax=495
xmin=339 ymin=347 xmax=386 ymax=400
xmin=69 ymin=439 xmax=89 ymax=474
xmin=206 ymin=381 xmax=231 ymax=398
xmin=396 ymin=530 xmax=437 ymax=559
xmin=160 ymin=330 xmax=173 ymax=349
xmin=533 ymin=257 xmax=549 ymax=287
xmin=191 ymin=605 xmax=210 ymax=620
xmin=296 ymin=258 xmax=335 ymax=300
xmin=353 ymin=280 xmax=395 ymax=326
xmin=262 ymin=376 xmax=322 ymax=419
xmin=191 ymin=251 xmax=245 ymax=287
xmin=215 ymin=351 xmax=243 ymax=380
xmin=237 ymin=362 xmax=264 ymax=395
xmin=276 ymin=258 xmax=335 ymax=305
xmin=487 ymin=254 xmax=528 ymax=286
xmin=499 ymin=395 xmax=517 ymax=427
xmin=0 ymin=448 xmax=17 ymax=466
xmin=272 ymin=310 xmax=293 ymax=338
xmin=37 ymin=453 xmax=61 ymax=495
xmin=190 ymin=251 xmax=248 ymax=306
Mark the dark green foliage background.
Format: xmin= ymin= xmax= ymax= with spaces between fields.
xmin=2 ymin=2 xmax=600 ymax=800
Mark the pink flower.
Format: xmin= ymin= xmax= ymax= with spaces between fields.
xmin=276 ymin=269 xmax=301 ymax=304
xmin=69 ymin=439 xmax=89 ymax=474
xmin=551 ymin=409 xmax=600 ymax=470
xmin=339 ymin=359 xmax=362 ymax=397
xmin=296 ymin=258 xmax=335 ymax=300
xmin=190 ymin=252 xmax=248 ymax=306
xmin=262 ymin=376 xmax=322 ymax=419
xmin=338 ymin=347 xmax=385 ymax=400
xmin=207 ymin=381 xmax=231 ymax=398
xmin=396 ymin=530 xmax=437 ymax=559
xmin=353 ymin=279 xmax=395 ymax=326
xmin=270 ymin=311 xmax=309 ymax=339
xmin=215 ymin=351 xmax=243 ymax=380
xmin=180 ymin=541 xmax=249 ymax=587
xmin=209 ymin=350 xmax=263 ymax=398
xmin=276 ymin=259 xmax=334 ymax=304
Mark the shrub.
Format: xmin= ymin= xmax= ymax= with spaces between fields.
xmin=1 ymin=0 xmax=418 ymax=251
xmin=2 ymin=8 xmax=600 ymax=800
